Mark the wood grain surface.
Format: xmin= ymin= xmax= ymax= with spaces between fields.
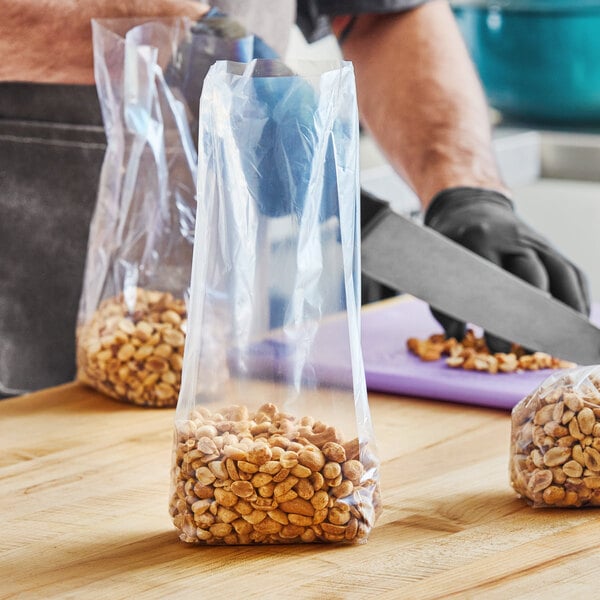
xmin=2 ymin=382 xmax=600 ymax=599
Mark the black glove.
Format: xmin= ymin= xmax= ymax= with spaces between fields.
xmin=424 ymin=186 xmax=591 ymax=352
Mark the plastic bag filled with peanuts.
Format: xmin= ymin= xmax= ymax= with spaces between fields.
xmin=76 ymin=16 xmax=264 ymax=407
xmin=510 ymin=365 xmax=600 ymax=507
xmin=169 ymin=60 xmax=381 ymax=545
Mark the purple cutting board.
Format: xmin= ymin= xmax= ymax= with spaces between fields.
xmin=247 ymin=297 xmax=600 ymax=411
xmin=359 ymin=297 xmax=600 ymax=410
xmin=305 ymin=297 xmax=600 ymax=411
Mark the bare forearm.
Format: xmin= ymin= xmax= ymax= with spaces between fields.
xmin=0 ymin=0 xmax=208 ymax=84
xmin=338 ymin=0 xmax=508 ymax=207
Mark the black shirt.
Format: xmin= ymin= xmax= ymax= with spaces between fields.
xmin=297 ymin=0 xmax=432 ymax=41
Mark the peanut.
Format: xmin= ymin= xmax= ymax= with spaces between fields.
xmin=295 ymin=479 xmax=315 ymax=500
xmin=562 ymin=460 xmax=583 ymax=479
xmin=288 ymin=514 xmax=313 ymax=527
xmin=310 ymin=490 xmax=330 ymax=511
xmin=408 ymin=329 xmax=575 ymax=374
xmin=510 ymin=370 xmax=600 ymax=508
xmin=170 ymin=404 xmax=380 ymax=545
xmin=322 ymin=462 xmax=342 ymax=480
xmin=578 ymin=408 xmax=596 ymax=435
xmin=322 ymin=442 xmax=347 ymax=463
xmin=342 ymin=460 xmax=364 ymax=485
xmin=584 ymin=448 xmax=600 ymax=471
xmin=77 ymin=288 xmax=186 ymax=407
xmin=542 ymin=447 xmax=571 ymax=467
xmin=298 ymin=447 xmax=326 ymax=472
xmin=278 ymin=498 xmax=314 ymax=517
xmin=230 ymin=480 xmax=254 ymax=499
xmin=527 ymin=469 xmax=552 ymax=493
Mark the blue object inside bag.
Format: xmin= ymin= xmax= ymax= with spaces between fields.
xmin=165 ymin=8 xmax=280 ymax=130
xmin=238 ymin=72 xmax=340 ymax=219
xmin=453 ymin=2 xmax=600 ymax=123
xmin=169 ymin=10 xmax=336 ymax=221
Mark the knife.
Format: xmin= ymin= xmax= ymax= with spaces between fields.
xmin=360 ymin=192 xmax=600 ymax=365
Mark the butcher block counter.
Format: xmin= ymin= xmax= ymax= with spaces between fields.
xmin=2 ymin=381 xmax=600 ymax=599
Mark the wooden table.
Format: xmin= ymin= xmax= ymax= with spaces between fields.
xmin=2 ymin=382 xmax=600 ymax=599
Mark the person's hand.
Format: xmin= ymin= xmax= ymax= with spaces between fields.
xmin=424 ymin=186 xmax=591 ymax=352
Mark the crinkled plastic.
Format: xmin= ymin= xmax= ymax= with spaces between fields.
xmin=76 ymin=15 xmax=269 ymax=407
xmin=169 ymin=59 xmax=381 ymax=545
xmin=510 ymin=365 xmax=600 ymax=507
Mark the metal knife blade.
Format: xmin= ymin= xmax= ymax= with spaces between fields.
xmin=361 ymin=205 xmax=600 ymax=365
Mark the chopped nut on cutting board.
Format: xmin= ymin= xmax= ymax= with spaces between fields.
xmin=407 ymin=330 xmax=575 ymax=374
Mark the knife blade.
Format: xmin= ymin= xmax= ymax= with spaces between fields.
xmin=360 ymin=198 xmax=600 ymax=365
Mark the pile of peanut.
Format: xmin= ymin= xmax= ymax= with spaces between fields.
xmin=510 ymin=370 xmax=600 ymax=507
xmin=76 ymin=288 xmax=186 ymax=407
xmin=170 ymin=403 xmax=380 ymax=545
xmin=407 ymin=330 xmax=574 ymax=374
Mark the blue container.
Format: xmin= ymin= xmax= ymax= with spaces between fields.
xmin=452 ymin=1 xmax=600 ymax=124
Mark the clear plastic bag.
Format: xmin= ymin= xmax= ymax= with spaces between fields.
xmin=510 ymin=365 xmax=600 ymax=507
xmin=76 ymin=15 xmax=262 ymax=407
xmin=169 ymin=59 xmax=381 ymax=545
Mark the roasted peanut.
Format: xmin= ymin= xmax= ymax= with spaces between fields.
xmin=409 ymin=329 xmax=575 ymax=374
xmin=322 ymin=462 xmax=342 ymax=480
xmin=230 ymin=480 xmax=254 ymax=499
xmin=542 ymin=447 xmax=571 ymax=467
xmin=278 ymin=498 xmax=314 ymax=518
xmin=562 ymin=461 xmax=583 ymax=479
xmin=510 ymin=370 xmax=600 ymax=508
xmin=322 ymin=442 xmax=346 ymax=463
xmin=298 ymin=447 xmax=326 ymax=472
xmin=527 ymin=469 xmax=552 ymax=493
xmin=342 ymin=460 xmax=364 ymax=485
xmin=288 ymin=514 xmax=313 ymax=527
xmin=77 ymin=288 xmax=186 ymax=407
xmin=170 ymin=404 xmax=380 ymax=544
xmin=296 ymin=479 xmax=315 ymax=500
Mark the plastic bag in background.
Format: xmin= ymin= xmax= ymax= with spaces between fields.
xmin=510 ymin=365 xmax=600 ymax=507
xmin=170 ymin=59 xmax=381 ymax=545
xmin=76 ymin=14 xmax=268 ymax=407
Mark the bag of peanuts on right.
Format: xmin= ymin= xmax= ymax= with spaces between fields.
xmin=510 ymin=365 xmax=600 ymax=508
xmin=169 ymin=59 xmax=381 ymax=545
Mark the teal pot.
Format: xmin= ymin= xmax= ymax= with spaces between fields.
xmin=452 ymin=1 xmax=600 ymax=124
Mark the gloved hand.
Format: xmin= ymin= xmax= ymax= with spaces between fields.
xmin=424 ymin=186 xmax=591 ymax=352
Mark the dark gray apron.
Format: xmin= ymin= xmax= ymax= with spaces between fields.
xmin=0 ymin=84 xmax=105 ymax=396
xmin=0 ymin=3 xmax=296 ymax=397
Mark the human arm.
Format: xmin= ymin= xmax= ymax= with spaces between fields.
xmin=331 ymin=0 xmax=507 ymax=206
xmin=0 ymin=0 xmax=209 ymax=85
xmin=327 ymin=0 xmax=590 ymax=344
